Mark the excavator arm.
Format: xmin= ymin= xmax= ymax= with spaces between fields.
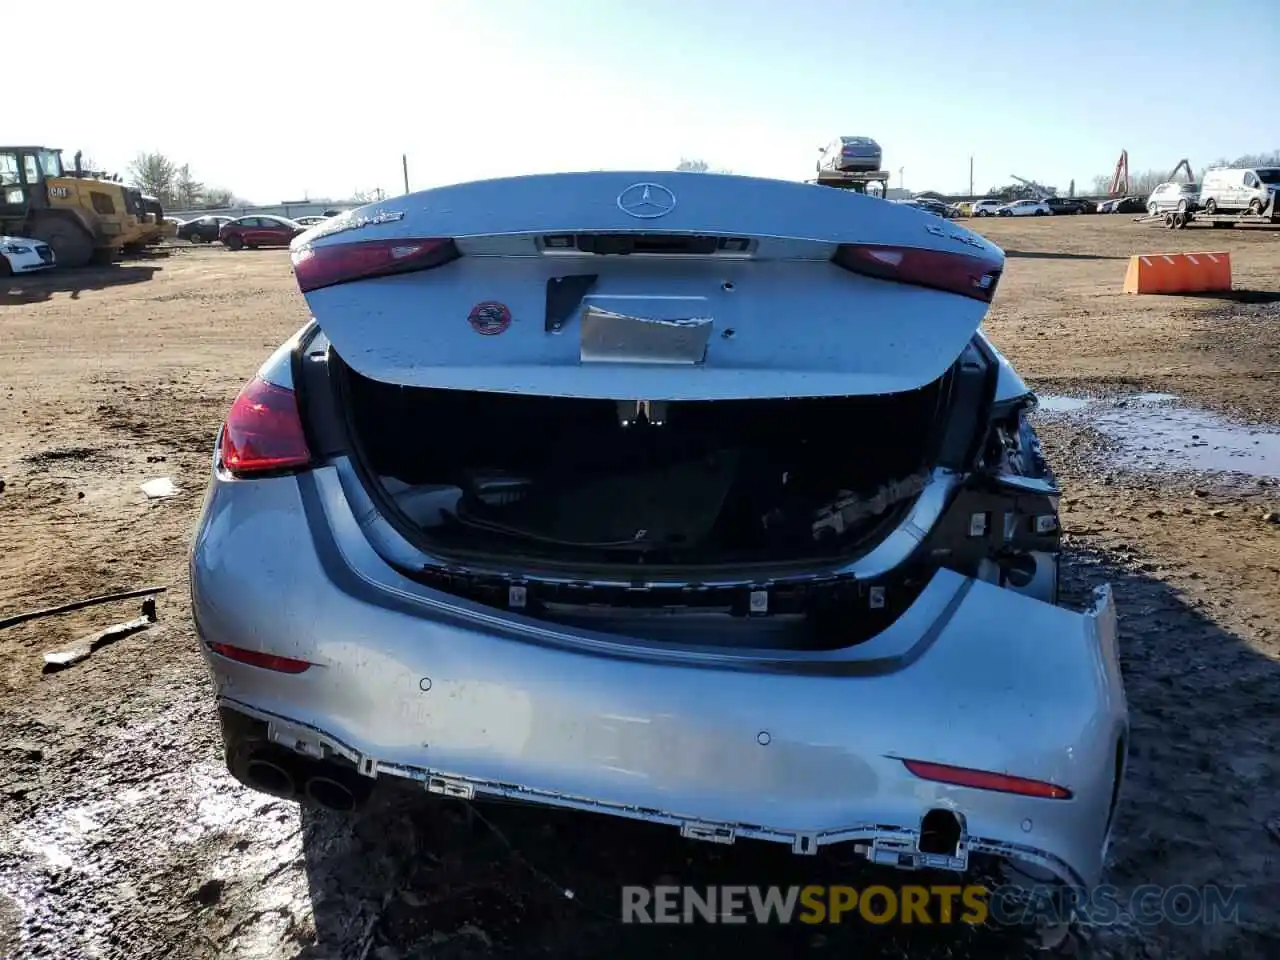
xmin=1168 ymin=159 xmax=1194 ymax=182
xmin=1109 ymin=150 xmax=1129 ymax=196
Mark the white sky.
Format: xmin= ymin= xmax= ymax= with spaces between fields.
xmin=11 ymin=0 xmax=1277 ymax=203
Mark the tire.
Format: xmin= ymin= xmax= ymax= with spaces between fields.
xmin=0 ymin=256 xmax=11 ymax=278
xmin=225 ymin=235 xmax=244 ymax=251
xmin=1248 ymin=199 xmax=1264 ymax=216
xmin=247 ymin=243 xmax=259 ymax=250
xmin=1204 ymin=198 xmax=1217 ymax=215
xmin=1034 ymin=209 xmax=1047 ymax=216
xmin=29 ymin=218 xmax=95 ymax=268
xmin=1177 ymin=200 xmax=1188 ymax=213
xmin=1147 ymin=202 xmax=1159 ymax=217
xmin=189 ymin=233 xmax=203 ymax=244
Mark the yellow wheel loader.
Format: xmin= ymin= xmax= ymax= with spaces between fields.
xmin=0 ymin=146 xmax=150 ymax=267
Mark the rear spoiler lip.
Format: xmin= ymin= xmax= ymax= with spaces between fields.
xmin=291 ymin=170 xmax=1004 ymax=264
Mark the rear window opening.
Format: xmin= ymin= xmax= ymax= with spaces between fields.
xmin=335 ymin=358 xmax=949 ymax=575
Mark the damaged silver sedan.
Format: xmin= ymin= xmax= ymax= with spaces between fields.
xmin=190 ymin=171 xmax=1127 ymax=903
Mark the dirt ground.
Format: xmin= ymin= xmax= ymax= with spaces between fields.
xmin=1 ymin=215 xmax=1278 ymax=960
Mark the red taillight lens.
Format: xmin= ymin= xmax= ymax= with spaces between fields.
xmin=292 ymin=237 xmax=458 ymax=293
xmin=833 ymin=244 xmax=1003 ymax=303
xmin=218 ymin=377 xmax=311 ymax=476
xmin=901 ymin=758 xmax=1072 ymax=799
xmin=207 ymin=642 xmax=313 ymax=674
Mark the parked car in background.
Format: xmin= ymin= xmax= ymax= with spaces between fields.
xmin=0 ymin=235 xmax=55 ymax=275
xmin=910 ymin=197 xmax=962 ymax=218
xmin=1145 ymin=182 xmax=1199 ymax=216
xmin=191 ymin=173 xmax=1126 ymax=932
xmin=1096 ymin=196 xmax=1146 ymax=214
xmin=218 ymin=215 xmax=306 ymax=250
xmin=295 ymin=216 xmax=332 ymax=226
xmin=997 ymin=199 xmax=1051 ymax=217
xmin=179 ymin=216 xmax=234 ymax=244
xmin=1045 ymin=197 xmax=1088 ymax=215
xmin=1198 ymin=167 xmax=1280 ymax=215
xmin=817 ymin=136 xmax=883 ymax=175
xmin=970 ymin=198 xmax=1005 ymax=217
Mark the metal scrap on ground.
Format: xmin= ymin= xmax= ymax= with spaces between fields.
xmin=42 ymin=599 xmax=159 ymax=673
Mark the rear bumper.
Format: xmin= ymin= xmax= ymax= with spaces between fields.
xmin=190 ymin=466 xmax=1127 ymax=886
xmin=836 ymin=157 xmax=883 ymax=172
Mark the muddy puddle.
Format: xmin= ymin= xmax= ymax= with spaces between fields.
xmin=1034 ymin=392 xmax=1280 ymax=478
xmin=0 ymin=762 xmax=307 ymax=959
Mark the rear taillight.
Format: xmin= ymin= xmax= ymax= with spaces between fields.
xmin=207 ymin=641 xmax=313 ymax=674
xmin=901 ymin=758 xmax=1072 ymax=799
xmin=218 ymin=377 xmax=311 ymax=476
xmin=292 ymin=237 xmax=458 ymax=292
xmin=833 ymin=244 xmax=1003 ymax=303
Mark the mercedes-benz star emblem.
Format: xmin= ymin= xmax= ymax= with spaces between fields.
xmin=617 ymin=182 xmax=677 ymax=219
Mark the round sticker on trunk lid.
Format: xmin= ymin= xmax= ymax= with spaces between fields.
xmin=468 ymin=301 xmax=512 ymax=335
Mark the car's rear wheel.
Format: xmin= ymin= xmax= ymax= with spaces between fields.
xmin=0 ymin=257 xmax=11 ymax=278
xmin=225 ymin=235 xmax=244 ymax=251
xmin=1177 ymin=199 xmax=1188 ymax=213
xmin=188 ymin=233 xmax=202 ymax=244
xmin=1147 ymin=202 xmax=1159 ymax=216
xmin=1204 ymin=198 xmax=1217 ymax=215
xmin=1248 ymin=198 xmax=1264 ymax=215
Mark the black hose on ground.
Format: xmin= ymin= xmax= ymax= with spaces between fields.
xmin=0 ymin=585 xmax=168 ymax=631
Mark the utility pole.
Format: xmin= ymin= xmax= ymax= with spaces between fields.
xmin=898 ymin=167 xmax=905 ymax=191
xmin=969 ymin=156 xmax=974 ymax=198
xmin=402 ymin=154 xmax=410 ymax=195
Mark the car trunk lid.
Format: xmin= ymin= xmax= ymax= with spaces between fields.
xmin=292 ymin=171 xmax=1003 ymax=400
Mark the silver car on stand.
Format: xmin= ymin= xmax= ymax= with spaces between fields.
xmin=817 ymin=136 xmax=883 ymax=175
xmin=190 ymin=172 xmax=1128 ymax=942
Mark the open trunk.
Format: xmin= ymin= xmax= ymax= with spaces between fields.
xmin=339 ymin=358 xmax=951 ymax=571
xmin=288 ymin=172 xmax=1012 ymax=647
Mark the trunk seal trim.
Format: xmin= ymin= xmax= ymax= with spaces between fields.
xmin=295 ymin=468 xmax=975 ymax=676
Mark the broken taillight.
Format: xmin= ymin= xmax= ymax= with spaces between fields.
xmin=207 ymin=642 xmax=313 ymax=674
xmin=901 ymin=758 xmax=1072 ymax=799
xmin=833 ymin=244 xmax=1003 ymax=303
xmin=218 ymin=377 xmax=312 ymax=476
xmin=292 ymin=237 xmax=459 ymax=292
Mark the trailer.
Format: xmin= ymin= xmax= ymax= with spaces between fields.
xmin=1140 ymin=191 xmax=1279 ymax=230
xmin=810 ymin=168 xmax=891 ymax=195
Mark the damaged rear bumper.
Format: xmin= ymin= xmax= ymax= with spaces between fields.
xmin=191 ymin=468 xmax=1127 ymax=889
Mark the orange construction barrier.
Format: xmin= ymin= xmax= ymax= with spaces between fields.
xmin=1122 ymin=251 xmax=1231 ymax=295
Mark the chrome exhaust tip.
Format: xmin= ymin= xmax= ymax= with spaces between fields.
xmin=243 ymin=754 xmax=297 ymax=799
xmin=304 ymin=775 xmax=357 ymax=813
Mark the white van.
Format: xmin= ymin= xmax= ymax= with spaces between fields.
xmin=1199 ymin=166 xmax=1280 ymax=215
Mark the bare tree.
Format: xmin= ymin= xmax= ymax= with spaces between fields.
xmin=129 ymin=152 xmax=177 ymax=203
xmin=200 ymin=187 xmax=235 ymax=209
xmin=1207 ymin=149 xmax=1280 ymax=169
xmin=173 ymin=164 xmax=205 ymax=210
xmin=675 ymin=157 xmax=732 ymax=174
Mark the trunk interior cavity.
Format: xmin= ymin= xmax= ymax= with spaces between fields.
xmin=339 ymin=360 xmax=948 ymax=572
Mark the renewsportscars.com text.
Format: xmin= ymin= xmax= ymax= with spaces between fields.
xmin=621 ymin=884 xmax=1245 ymax=926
